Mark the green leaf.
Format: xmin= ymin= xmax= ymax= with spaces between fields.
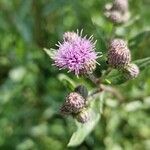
xmin=67 ymin=93 xmax=104 ymax=147
xmin=104 ymin=57 xmax=150 ymax=85
xmin=133 ymin=57 xmax=150 ymax=70
xmin=129 ymin=30 xmax=150 ymax=49
xmin=103 ymin=69 xmax=127 ymax=85
xmin=129 ymin=30 xmax=150 ymax=58
xmin=58 ymin=74 xmax=76 ymax=90
xmin=43 ymin=48 xmax=56 ymax=59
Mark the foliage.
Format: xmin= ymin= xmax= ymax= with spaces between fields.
xmin=0 ymin=0 xmax=150 ymax=150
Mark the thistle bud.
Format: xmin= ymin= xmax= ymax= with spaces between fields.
xmin=74 ymin=85 xmax=88 ymax=99
xmin=105 ymin=11 xmax=123 ymax=24
xmin=75 ymin=108 xmax=90 ymax=123
xmin=104 ymin=0 xmax=130 ymax=24
xmin=113 ymin=0 xmax=128 ymax=13
xmin=122 ymin=63 xmax=140 ymax=79
xmin=63 ymin=32 xmax=79 ymax=42
xmin=109 ymin=38 xmax=127 ymax=49
xmin=60 ymin=92 xmax=85 ymax=115
xmin=108 ymin=39 xmax=131 ymax=69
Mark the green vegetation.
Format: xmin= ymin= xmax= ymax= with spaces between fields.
xmin=0 ymin=0 xmax=150 ymax=149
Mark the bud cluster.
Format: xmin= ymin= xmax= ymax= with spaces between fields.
xmin=104 ymin=0 xmax=130 ymax=24
xmin=60 ymin=85 xmax=90 ymax=123
xmin=107 ymin=38 xmax=139 ymax=79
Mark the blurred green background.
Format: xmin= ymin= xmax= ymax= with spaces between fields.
xmin=0 ymin=0 xmax=150 ymax=149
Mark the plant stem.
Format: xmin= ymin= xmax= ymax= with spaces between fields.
xmin=86 ymin=73 xmax=100 ymax=85
xmin=89 ymin=84 xmax=124 ymax=102
xmin=109 ymin=24 xmax=116 ymax=41
xmin=100 ymin=84 xmax=124 ymax=101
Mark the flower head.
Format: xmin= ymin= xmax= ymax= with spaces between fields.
xmin=53 ymin=30 xmax=100 ymax=75
xmin=60 ymin=92 xmax=86 ymax=115
xmin=108 ymin=38 xmax=131 ymax=69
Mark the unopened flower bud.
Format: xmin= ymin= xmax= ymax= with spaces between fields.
xmin=108 ymin=39 xmax=131 ymax=69
xmin=60 ymin=92 xmax=85 ymax=115
xmin=63 ymin=32 xmax=79 ymax=42
xmin=105 ymin=10 xmax=123 ymax=24
xmin=104 ymin=0 xmax=130 ymax=24
xmin=113 ymin=0 xmax=128 ymax=13
xmin=74 ymin=85 xmax=88 ymax=99
xmin=75 ymin=108 xmax=90 ymax=123
xmin=122 ymin=63 xmax=140 ymax=79
xmin=109 ymin=38 xmax=127 ymax=49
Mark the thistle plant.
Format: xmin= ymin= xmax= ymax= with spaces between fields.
xmin=42 ymin=0 xmax=148 ymax=147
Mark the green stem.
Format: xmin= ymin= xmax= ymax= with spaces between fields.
xmin=86 ymin=73 xmax=100 ymax=85
xmin=109 ymin=24 xmax=116 ymax=41
xmin=88 ymin=84 xmax=124 ymax=102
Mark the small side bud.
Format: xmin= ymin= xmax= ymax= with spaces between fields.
xmin=60 ymin=92 xmax=85 ymax=115
xmin=108 ymin=39 xmax=131 ymax=69
xmin=122 ymin=63 xmax=140 ymax=79
xmin=75 ymin=108 xmax=90 ymax=123
xmin=74 ymin=85 xmax=88 ymax=99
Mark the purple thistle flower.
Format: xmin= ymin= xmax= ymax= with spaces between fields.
xmin=53 ymin=30 xmax=100 ymax=75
